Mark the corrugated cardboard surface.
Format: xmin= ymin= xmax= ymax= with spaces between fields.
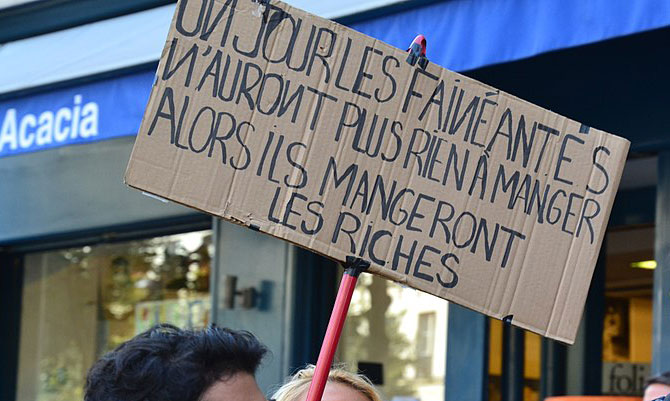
xmin=125 ymin=0 xmax=630 ymax=343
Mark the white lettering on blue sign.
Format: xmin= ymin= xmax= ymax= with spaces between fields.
xmin=0 ymin=95 xmax=99 ymax=153
xmin=0 ymin=70 xmax=154 ymax=158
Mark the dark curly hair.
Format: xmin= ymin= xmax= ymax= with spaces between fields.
xmin=84 ymin=324 xmax=268 ymax=401
xmin=647 ymin=371 xmax=670 ymax=388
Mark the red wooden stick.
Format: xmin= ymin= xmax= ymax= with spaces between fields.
xmin=305 ymin=258 xmax=368 ymax=401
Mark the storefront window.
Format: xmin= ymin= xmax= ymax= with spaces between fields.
xmin=488 ymin=315 xmax=541 ymax=401
xmin=602 ymin=226 xmax=654 ymax=396
xmin=338 ymin=274 xmax=447 ymax=401
xmin=15 ymin=230 xmax=212 ymax=401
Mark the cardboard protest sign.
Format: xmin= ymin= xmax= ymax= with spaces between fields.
xmin=125 ymin=0 xmax=629 ymax=343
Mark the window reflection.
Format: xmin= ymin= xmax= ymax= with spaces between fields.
xmin=338 ymin=274 xmax=447 ymax=401
xmin=16 ymin=230 xmax=212 ymax=401
xmin=602 ymin=226 xmax=654 ymax=396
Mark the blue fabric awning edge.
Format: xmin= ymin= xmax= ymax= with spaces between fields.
xmin=349 ymin=0 xmax=670 ymax=72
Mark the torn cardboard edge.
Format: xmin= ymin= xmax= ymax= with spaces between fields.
xmin=124 ymin=0 xmax=630 ymax=343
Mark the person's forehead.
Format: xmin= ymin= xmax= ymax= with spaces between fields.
xmin=644 ymin=383 xmax=670 ymax=401
xmin=298 ymin=382 xmax=370 ymax=401
xmin=200 ymin=373 xmax=267 ymax=401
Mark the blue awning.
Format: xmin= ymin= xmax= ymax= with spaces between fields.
xmin=2 ymin=1 xmax=669 ymax=96
xmin=349 ymin=0 xmax=670 ymax=71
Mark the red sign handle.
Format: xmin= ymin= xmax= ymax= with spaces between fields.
xmin=305 ymin=258 xmax=368 ymax=401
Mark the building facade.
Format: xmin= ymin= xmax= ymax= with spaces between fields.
xmin=1 ymin=1 xmax=669 ymax=401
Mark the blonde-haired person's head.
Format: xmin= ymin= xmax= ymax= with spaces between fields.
xmin=272 ymin=365 xmax=383 ymax=401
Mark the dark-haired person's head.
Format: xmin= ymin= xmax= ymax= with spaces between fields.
xmin=85 ymin=324 xmax=268 ymax=401
xmin=644 ymin=371 xmax=670 ymax=401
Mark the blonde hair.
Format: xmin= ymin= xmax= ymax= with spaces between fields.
xmin=271 ymin=365 xmax=383 ymax=401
